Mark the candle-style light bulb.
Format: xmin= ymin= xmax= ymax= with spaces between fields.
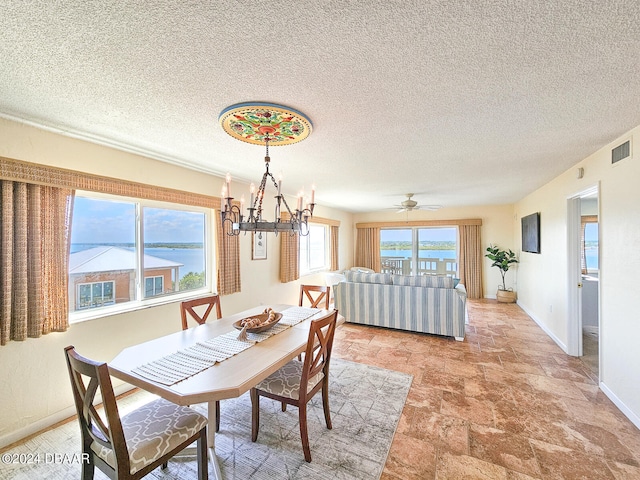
xmin=249 ymin=182 xmax=255 ymax=207
xmin=278 ymin=172 xmax=283 ymax=195
xmin=311 ymin=184 xmax=315 ymax=204
xmin=297 ymin=190 xmax=304 ymax=211
xmin=225 ymin=173 xmax=231 ymax=198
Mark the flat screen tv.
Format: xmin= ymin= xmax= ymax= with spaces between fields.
xmin=521 ymin=213 xmax=540 ymax=254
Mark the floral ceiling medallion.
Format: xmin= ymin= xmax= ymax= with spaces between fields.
xmin=218 ymin=102 xmax=313 ymax=146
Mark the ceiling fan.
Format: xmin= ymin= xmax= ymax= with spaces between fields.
xmin=393 ymin=193 xmax=441 ymax=213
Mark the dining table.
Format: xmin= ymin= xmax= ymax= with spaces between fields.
xmin=108 ymin=303 xmax=342 ymax=480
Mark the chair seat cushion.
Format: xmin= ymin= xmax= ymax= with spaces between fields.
xmin=255 ymin=359 xmax=324 ymax=400
xmin=91 ymin=398 xmax=207 ymax=474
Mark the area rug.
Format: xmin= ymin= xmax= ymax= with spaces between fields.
xmin=0 ymin=359 xmax=412 ymax=480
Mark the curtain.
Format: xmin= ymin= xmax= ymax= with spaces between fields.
xmin=355 ymin=227 xmax=381 ymax=272
xmin=215 ymin=210 xmax=241 ymax=295
xmin=330 ymin=225 xmax=339 ymax=271
xmin=279 ymin=231 xmax=300 ymax=283
xmin=1 ymin=181 xmax=73 ymax=345
xmin=458 ymin=224 xmax=483 ymax=299
xmin=581 ymin=215 xmax=598 ymax=274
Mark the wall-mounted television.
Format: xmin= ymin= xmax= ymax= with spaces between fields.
xmin=521 ymin=212 xmax=540 ymax=254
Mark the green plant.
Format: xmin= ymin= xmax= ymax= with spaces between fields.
xmin=485 ymin=244 xmax=518 ymax=291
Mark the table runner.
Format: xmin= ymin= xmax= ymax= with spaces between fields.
xmin=132 ymin=306 xmax=322 ymax=386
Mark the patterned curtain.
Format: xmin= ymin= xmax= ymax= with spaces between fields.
xmin=355 ymin=227 xmax=381 ymax=272
xmin=280 ymin=232 xmax=300 ymax=283
xmin=215 ymin=209 xmax=241 ymax=295
xmin=458 ymin=224 xmax=483 ymax=299
xmin=1 ymin=181 xmax=74 ymax=345
xmin=330 ymin=225 xmax=339 ymax=271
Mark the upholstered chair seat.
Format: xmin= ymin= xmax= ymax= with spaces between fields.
xmin=254 ymin=360 xmax=324 ymax=400
xmin=91 ymin=398 xmax=208 ymax=475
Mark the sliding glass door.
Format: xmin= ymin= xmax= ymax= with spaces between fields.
xmin=380 ymin=227 xmax=458 ymax=276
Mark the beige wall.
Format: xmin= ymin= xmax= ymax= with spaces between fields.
xmin=514 ymin=124 xmax=640 ymax=428
xmin=353 ymin=205 xmax=516 ymax=297
xmin=0 ymin=118 xmax=354 ymax=447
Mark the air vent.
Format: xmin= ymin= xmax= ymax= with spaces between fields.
xmin=612 ymin=140 xmax=631 ymax=164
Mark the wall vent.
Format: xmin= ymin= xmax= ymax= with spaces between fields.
xmin=612 ymin=139 xmax=631 ymax=165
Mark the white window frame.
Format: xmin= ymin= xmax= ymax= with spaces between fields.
xmin=144 ymin=275 xmax=164 ymax=297
xmin=69 ymin=191 xmax=215 ymax=323
xmin=299 ymin=223 xmax=329 ymax=275
xmin=76 ymin=280 xmax=116 ymax=310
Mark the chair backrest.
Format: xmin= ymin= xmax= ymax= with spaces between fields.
xmin=180 ymin=294 xmax=222 ymax=330
xmin=300 ymin=310 xmax=338 ymax=400
xmin=64 ymin=345 xmax=129 ymax=474
xmin=299 ymin=285 xmax=330 ymax=309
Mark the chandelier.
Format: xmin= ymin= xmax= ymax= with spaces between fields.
xmin=218 ymin=102 xmax=315 ymax=236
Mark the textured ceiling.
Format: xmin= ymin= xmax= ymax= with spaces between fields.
xmin=1 ymin=1 xmax=640 ymax=212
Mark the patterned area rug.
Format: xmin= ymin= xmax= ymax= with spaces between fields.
xmin=1 ymin=359 xmax=412 ymax=480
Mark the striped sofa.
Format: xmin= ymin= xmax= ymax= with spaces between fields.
xmin=334 ymin=271 xmax=467 ymax=341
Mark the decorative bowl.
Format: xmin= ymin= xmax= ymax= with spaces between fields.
xmin=233 ymin=312 xmax=283 ymax=333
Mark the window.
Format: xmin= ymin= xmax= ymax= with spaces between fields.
xmin=583 ymin=222 xmax=599 ymax=274
xmin=144 ymin=276 xmax=164 ymax=297
xmin=299 ymin=224 xmax=328 ymax=274
xmin=69 ymin=193 xmax=211 ymax=319
xmin=77 ymin=281 xmax=115 ymax=310
xmin=380 ymin=227 xmax=458 ymax=276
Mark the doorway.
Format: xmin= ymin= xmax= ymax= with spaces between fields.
xmin=567 ymin=185 xmax=600 ymax=378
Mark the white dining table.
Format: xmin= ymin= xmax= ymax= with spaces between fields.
xmin=108 ymin=304 xmax=340 ymax=480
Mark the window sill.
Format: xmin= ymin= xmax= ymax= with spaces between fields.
xmin=69 ymin=288 xmax=214 ymax=324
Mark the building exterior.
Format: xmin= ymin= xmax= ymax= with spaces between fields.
xmin=68 ymin=246 xmax=182 ymax=311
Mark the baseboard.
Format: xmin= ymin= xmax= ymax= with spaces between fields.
xmin=516 ymin=301 xmax=568 ymax=354
xmin=0 ymin=383 xmax=136 ymax=450
xmin=600 ymin=382 xmax=640 ymax=430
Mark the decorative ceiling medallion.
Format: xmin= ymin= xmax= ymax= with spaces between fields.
xmin=219 ymin=102 xmax=312 ymax=146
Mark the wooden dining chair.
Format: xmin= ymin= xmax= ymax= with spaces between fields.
xmin=250 ymin=309 xmax=338 ymax=462
xmin=180 ymin=294 xmax=223 ymax=432
xmin=299 ymin=285 xmax=330 ymax=309
xmin=180 ymin=294 xmax=222 ymax=330
xmin=64 ymin=345 xmax=208 ymax=480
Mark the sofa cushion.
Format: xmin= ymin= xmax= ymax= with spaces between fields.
xmin=344 ymin=271 xmax=392 ymax=284
xmin=392 ymin=274 xmax=455 ymax=288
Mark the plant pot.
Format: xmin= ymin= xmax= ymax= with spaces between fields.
xmin=496 ymin=289 xmax=516 ymax=303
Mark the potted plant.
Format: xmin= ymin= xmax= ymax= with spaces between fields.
xmin=485 ymin=244 xmax=519 ymax=303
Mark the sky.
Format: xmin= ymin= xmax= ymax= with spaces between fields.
xmin=71 ymin=196 xmax=205 ymax=244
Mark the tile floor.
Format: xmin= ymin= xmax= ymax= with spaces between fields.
xmin=332 ymin=299 xmax=640 ymax=480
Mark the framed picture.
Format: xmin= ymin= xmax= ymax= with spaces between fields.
xmin=521 ymin=212 xmax=541 ymax=254
xmin=252 ymin=232 xmax=267 ymax=260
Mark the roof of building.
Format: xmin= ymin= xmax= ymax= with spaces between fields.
xmin=69 ymin=246 xmax=183 ymax=275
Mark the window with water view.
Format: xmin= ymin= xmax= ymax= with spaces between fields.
xmin=69 ymin=195 xmax=209 ymax=317
xmin=380 ymin=227 xmax=458 ymax=276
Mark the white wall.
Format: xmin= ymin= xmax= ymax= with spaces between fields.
xmin=353 ymin=205 xmax=516 ymax=297
xmin=514 ymin=124 xmax=640 ymax=428
xmin=0 ymin=118 xmax=353 ymax=447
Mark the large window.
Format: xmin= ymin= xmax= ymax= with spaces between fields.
xmin=299 ymin=224 xmax=329 ymax=274
xmin=69 ymin=193 xmax=211 ymax=319
xmin=380 ymin=227 xmax=458 ymax=276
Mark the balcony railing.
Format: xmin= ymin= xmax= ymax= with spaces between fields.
xmin=381 ymin=256 xmax=458 ymax=277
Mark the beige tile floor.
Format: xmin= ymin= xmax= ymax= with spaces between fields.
xmin=332 ymin=299 xmax=640 ymax=480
